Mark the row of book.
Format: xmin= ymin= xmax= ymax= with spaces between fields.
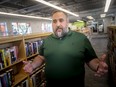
xmin=25 ymin=40 xmax=43 ymax=57
xmin=15 ymin=64 xmax=45 ymax=87
xmin=30 ymin=67 xmax=45 ymax=87
xmin=39 ymin=81 xmax=46 ymax=87
xmin=0 ymin=66 xmax=40 ymax=87
xmin=16 ymin=79 xmax=29 ymax=87
xmin=0 ymin=46 xmax=18 ymax=70
xmin=107 ymin=27 xmax=116 ymax=86
xmin=0 ymin=68 xmax=15 ymax=87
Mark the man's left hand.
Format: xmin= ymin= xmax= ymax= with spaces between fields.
xmin=95 ymin=54 xmax=108 ymax=77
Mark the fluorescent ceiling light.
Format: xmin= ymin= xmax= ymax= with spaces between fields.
xmin=35 ymin=0 xmax=79 ymax=17
xmin=0 ymin=12 xmax=52 ymax=20
xmin=104 ymin=0 xmax=111 ymax=12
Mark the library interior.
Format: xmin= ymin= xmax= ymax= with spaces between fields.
xmin=0 ymin=0 xmax=116 ymax=87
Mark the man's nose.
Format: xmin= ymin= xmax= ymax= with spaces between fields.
xmin=56 ymin=21 xmax=60 ymax=26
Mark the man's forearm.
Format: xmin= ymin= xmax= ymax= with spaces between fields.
xmin=87 ymin=58 xmax=100 ymax=72
xmin=31 ymin=55 xmax=45 ymax=69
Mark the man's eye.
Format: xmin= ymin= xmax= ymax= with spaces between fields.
xmin=53 ymin=20 xmax=57 ymax=23
xmin=59 ymin=19 xmax=64 ymax=22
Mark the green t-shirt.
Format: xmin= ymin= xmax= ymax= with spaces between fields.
xmin=39 ymin=30 xmax=97 ymax=79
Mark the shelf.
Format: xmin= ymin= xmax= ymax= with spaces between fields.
xmin=12 ymin=72 xmax=28 ymax=87
xmin=0 ymin=35 xmax=23 ymax=44
xmin=0 ymin=58 xmax=26 ymax=72
xmin=27 ymin=53 xmax=39 ymax=59
xmin=108 ymin=26 xmax=116 ymax=29
xmin=107 ymin=26 xmax=116 ymax=86
xmin=38 ymin=79 xmax=46 ymax=87
xmin=30 ymin=64 xmax=45 ymax=76
xmin=24 ymin=32 xmax=52 ymax=40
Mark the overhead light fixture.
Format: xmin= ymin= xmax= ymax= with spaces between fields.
xmin=87 ymin=16 xmax=94 ymax=19
xmin=0 ymin=12 xmax=52 ymax=20
xmin=100 ymin=14 xmax=106 ymax=18
xmin=77 ymin=20 xmax=81 ymax=21
xmin=35 ymin=0 xmax=79 ymax=17
xmin=104 ymin=0 xmax=111 ymax=12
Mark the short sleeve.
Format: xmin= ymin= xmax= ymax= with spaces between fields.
xmin=38 ymin=40 xmax=44 ymax=56
xmin=84 ymin=37 xmax=98 ymax=63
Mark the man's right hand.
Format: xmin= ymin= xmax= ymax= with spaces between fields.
xmin=23 ymin=61 xmax=33 ymax=74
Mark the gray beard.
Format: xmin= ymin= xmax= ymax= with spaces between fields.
xmin=57 ymin=31 xmax=62 ymax=38
xmin=54 ymin=28 xmax=69 ymax=38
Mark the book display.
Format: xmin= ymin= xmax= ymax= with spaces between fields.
xmin=0 ymin=32 xmax=51 ymax=87
xmin=107 ymin=26 xmax=116 ymax=86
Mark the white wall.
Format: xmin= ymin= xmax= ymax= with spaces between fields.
xmin=0 ymin=16 xmax=52 ymax=34
xmin=103 ymin=17 xmax=112 ymax=33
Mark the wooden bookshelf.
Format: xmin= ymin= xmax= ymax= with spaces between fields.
xmin=0 ymin=35 xmax=23 ymax=44
xmin=0 ymin=33 xmax=50 ymax=87
xmin=107 ymin=26 xmax=116 ymax=86
xmin=24 ymin=32 xmax=52 ymax=40
xmin=27 ymin=53 xmax=39 ymax=59
xmin=12 ymin=71 xmax=28 ymax=87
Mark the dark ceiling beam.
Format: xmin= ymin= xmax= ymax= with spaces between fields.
xmin=0 ymin=2 xmax=23 ymax=10
xmin=0 ymin=0 xmax=10 ymax=4
xmin=12 ymin=4 xmax=40 ymax=13
xmin=8 ymin=1 xmax=26 ymax=7
xmin=57 ymin=0 xmax=75 ymax=5
xmin=35 ymin=7 xmax=55 ymax=13
xmin=61 ymin=1 xmax=106 ymax=13
xmin=0 ymin=4 xmax=18 ymax=10
xmin=9 ymin=0 xmax=22 ymax=4
xmin=12 ymin=3 xmax=49 ymax=14
xmin=65 ymin=1 xmax=105 ymax=8
xmin=25 ymin=7 xmax=54 ymax=16
xmin=78 ymin=6 xmax=116 ymax=19
xmin=22 ymin=5 xmax=49 ymax=14
xmin=77 ymin=3 xmax=104 ymax=12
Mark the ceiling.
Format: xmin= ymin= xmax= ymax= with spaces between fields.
xmin=0 ymin=0 xmax=116 ymax=22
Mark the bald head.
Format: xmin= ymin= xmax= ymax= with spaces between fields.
xmin=52 ymin=10 xmax=68 ymax=19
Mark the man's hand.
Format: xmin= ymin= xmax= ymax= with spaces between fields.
xmin=95 ymin=54 xmax=108 ymax=77
xmin=23 ymin=61 xmax=33 ymax=74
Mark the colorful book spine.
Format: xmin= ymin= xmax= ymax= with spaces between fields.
xmin=0 ymin=49 xmax=7 ymax=68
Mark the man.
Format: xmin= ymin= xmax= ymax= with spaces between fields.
xmin=23 ymin=10 xmax=108 ymax=87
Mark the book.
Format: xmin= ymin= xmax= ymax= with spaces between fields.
xmin=8 ymin=68 xmax=15 ymax=85
xmin=6 ymin=68 xmax=15 ymax=86
xmin=39 ymin=81 xmax=46 ymax=87
xmin=0 ymin=77 xmax=2 ymax=87
xmin=4 ymin=48 xmax=12 ymax=66
xmin=0 ymin=73 xmax=9 ymax=87
xmin=33 ymin=42 xmax=38 ymax=54
xmin=10 ymin=46 xmax=18 ymax=64
xmin=21 ymin=79 xmax=28 ymax=87
xmin=41 ymin=68 xmax=46 ymax=81
xmin=31 ymin=70 xmax=42 ymax=87
xmin=0 ymin=49 xmax=7 ymax=68
xmin=0 ymin=52 xmax=4 ymax=69
xmin=25 ymin=43 xmax=29 ymax=57
xmin=25 ymin=42 xmax=33 ymax=57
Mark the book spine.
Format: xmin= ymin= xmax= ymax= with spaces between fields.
xmin=0 ymin=77 xmax=2 ymax=87
xmin=0 ymin=73 xmax=7 ymax=87
xmin=0 ymin=49 xmax=7 ymax=68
